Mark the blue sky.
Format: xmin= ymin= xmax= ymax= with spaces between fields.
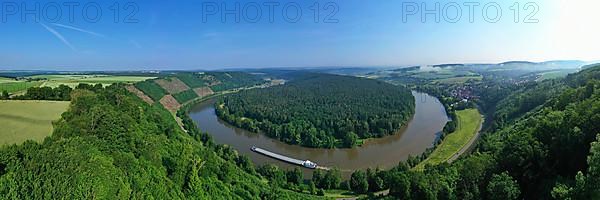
xmin=1 ymin=0 xmax=598 ymax=70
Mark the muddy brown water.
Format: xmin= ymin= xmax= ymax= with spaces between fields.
xmin=189 ymin=91 xmax=448 ymax=177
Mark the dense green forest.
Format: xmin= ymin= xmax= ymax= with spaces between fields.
xmin=216 ymin=73 xmax=415 ymax=148
xmin=0 ymin=84 xmax=322 ymax=199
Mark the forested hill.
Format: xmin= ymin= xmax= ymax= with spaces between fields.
xmin=0 ymin=84 xmax=321 ymax=199
xmin=374 ymin=65 xmax=600 ymax=199
xmin=478 ymin=65 xmax=600 ymax=199
xmin=216 ymin=73 xmax=415 ymax=148
xmin=488 ymin=64 xmax=600 ymax=130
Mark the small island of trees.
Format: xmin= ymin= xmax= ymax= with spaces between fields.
xmin=216 ymin=73 xmax=415 ymax=148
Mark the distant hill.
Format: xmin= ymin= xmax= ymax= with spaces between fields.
xmin=499 ymin=61 xmax=537 ymax=65
xmin=582 ymin=63 xmax=600 ymax=70
xmin=433 ymin=64 xmax=465 ymax=68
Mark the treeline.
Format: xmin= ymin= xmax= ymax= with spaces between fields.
xmin=0 ymin=90 xmax=8 ymax=99
xmin=6 ymin=83 xmax=105 ymax=101
xmin=253 ymin=164 xmax=345 ymax=196
xmin=0 ymin=84 xmax=323 ymax=199
xmin=216 ymin=73 xmax=415 ymax=148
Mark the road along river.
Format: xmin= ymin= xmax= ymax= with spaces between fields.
xmin=189 ymin=91 xmax=448 ymax=177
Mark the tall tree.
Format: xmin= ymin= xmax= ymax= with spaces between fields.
xmin=286 ymin=168 xmax=303 ymax=185
xmin=350 ymin=170 xmax=369 ymax=194
xmin=486 ymin=172 xmax=520 ymax=200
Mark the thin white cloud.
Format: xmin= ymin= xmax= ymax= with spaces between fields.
xmin=51 ymin=23 xmax=106 ymax=38
xmin=40 ymin=22 xmax=76 ymax=51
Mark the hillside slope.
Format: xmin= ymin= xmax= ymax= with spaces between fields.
xmin=134 ymin=72 xmax=265 ymax=111
xmin=0 ymin=84 xmax=323 ymax=199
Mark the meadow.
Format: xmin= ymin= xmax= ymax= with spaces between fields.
xmin=414 ymin=109 xmax=482 ymax=170
xmin=0 ymin=100 xmax=70 ymax=145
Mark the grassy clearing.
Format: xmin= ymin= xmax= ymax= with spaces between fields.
xmin=414 ymin=109 xmax=482 ymax=170
xmin=0 ymin=100 xmax=70 ymax=145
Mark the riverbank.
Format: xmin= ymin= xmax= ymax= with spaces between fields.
xmin=413 ymin=108 xmax=483 ymax=170
xmin=188 ymin=91 xmax=448 ymax=176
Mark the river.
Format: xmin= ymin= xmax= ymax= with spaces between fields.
xmin=189 ymin=91 xmax=448 ymax=176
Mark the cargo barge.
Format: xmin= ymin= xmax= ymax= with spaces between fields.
xmin=251 ymin=146 xmax=317 ymax=169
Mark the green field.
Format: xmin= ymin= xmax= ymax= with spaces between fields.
xmin=34 ymin=75 xmax=155 ymax=88
xmin=0 ymin=75 xmax=155 ymax=94
xmin=0 ymin=77 xmax=16 ymax=83
xmin=0 ymin=81 xmax=43 ymax=93
xmin=0 ymin=100 xmax=70 ymax=145
xmin=414 ymin=109 xmax=482 ymax=170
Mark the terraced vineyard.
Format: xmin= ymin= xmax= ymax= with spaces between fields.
xmin=131 ymin=72 xmax=265 ymax=111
